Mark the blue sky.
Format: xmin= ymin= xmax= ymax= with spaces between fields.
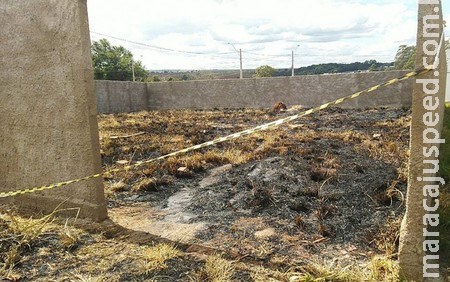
xmin=87 ymin=0 xmax=450 ymax=70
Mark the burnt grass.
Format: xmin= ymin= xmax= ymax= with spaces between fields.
xmin=0 ymin=106 xmax=413 ymax=281
xmin=100 ymin=107 xmax=410 ymax=262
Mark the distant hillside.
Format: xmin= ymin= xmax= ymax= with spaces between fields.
xmin=277 ymin=60 xmax=394 ymax=76
xmin=147 ymin=60 xmax=394 ymax=81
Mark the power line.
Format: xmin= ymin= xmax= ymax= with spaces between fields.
xmin=90 ymin=31 xmax=234 ymax=57
xmin=90 ymin=31 xmax=395 ymax=69
xmin=245 ymin=51 xmax=290 ymax=58
xmin=91 ymin=31 xmax=296 ymax=60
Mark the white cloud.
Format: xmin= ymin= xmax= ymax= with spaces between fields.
xmin=87 ymin=0 xmax=448 ymax=70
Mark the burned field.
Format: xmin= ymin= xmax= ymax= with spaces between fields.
xmin=101 ymin=107 xmax=410 ymax=277
xmin=0 ymin=107 xmax=411 ymax=281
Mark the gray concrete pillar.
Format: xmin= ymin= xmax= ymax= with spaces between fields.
xmin=398 ymin=0 xmax=447 ymax=280
xmin=0 ymin=0 xmax=107 ymax=221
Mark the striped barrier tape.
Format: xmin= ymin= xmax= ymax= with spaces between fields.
xmin=0 ymin=67 xmax=432 ymax=198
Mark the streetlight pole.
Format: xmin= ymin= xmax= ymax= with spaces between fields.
xmin=239 ymin=48 xmax=243 ymax=79
xmin=131 ymin=60 xmax=135 ymax=82
xmin=228 ymin=43 xmax=243 ymax=79
xmin=292 ymin=44 xmax=300 ymax=77
xmin=291 ymin=50 xmax=294 ymax=77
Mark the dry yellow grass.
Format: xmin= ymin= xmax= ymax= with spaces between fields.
xmin=59 ymin=220 xmax=82 ymax=250
xmin=133 ymin=177 xmax=158 ymax=192
xmin=368 ymin=217 xmax=402 ymax=257
xmin=71 ymin=272 xmax=106 ymax=282
xmin=287 ymin=258 xmax=400 ymax=282
xmin=0 ymin=209 xmax=404 ymax=281
xmin=373 ymin=116 xmax=411 ymax=129
xmin=7 ymin=213 xmax=54 ymax=243
xmin=191 ymin=254 xmax=235 ymax=282
xmin=222 ymin=148 xmax=253 ymax=164
xmin=108 ymin=180 xmax=128 ymax=192
xmin=139 ymin=243 xmax=182 ymax=274
xmin=0 ymin=207 xmax=85 ymax=280
xmin=2 ymin=245 xmax=20 ymax=272
xmin=369 ymin=256 xmax=399 ymax=282
xmin=288 ymin=262 xmax=362 ymax=282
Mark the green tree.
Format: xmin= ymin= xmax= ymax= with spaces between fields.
xmin=145 ymin=75 xmax=161 ymax=82
xmin=393 ymin=40 xmax=449 ymax=71
xmin=393 ymin=45 xmax=416 ymax=70
xmin=253 ymin=65 xmax=276 ymax=78
xmin=91 ymin=38 xmax=149 ymax=81
xmin=369 ymin=63 xmax=378 ymax=71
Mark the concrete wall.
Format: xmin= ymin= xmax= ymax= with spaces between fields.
xmin=0 ymin=0 xmax=107 ymax=221
xmin=95 ymin=70 xmax=414 ymax=114
xmin=96 ymin=80 xmax=148 ymax=114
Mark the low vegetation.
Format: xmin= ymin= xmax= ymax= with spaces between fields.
xmin=437 ymin=104 xmax=450 ymax=269
xmin=0 ymin=206 xmax=403 ymax=281
xmin=2 ymin=106 xmax=446 ymax=280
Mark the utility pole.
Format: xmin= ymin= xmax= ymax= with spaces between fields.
xmin=239 ymin=48 xmax=243 ymax=79
xmin=228 ymin=43 xmax=243 ymax=79
xmin=291 ymin=50 xmax=294 ymax=77
xmin=131 ymin=60 xmax=135 ymax=82
xmin=292 ymin=44 xmax=300 ymax=77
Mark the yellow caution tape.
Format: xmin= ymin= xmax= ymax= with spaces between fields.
xmin=0 ymin=67 xmax=431 ymax=198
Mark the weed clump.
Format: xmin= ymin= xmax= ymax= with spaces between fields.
xmin=190 ymin=254 xmax=235 ymax=282
xmin=139 ymin=243 xmax=182 ymax=274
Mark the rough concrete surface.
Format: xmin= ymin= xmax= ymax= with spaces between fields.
xmin=95 ymin=70 xmax=413 ymax=114
xmin=0 ymin=0 xmax=107 ymax=221
xmin=398 ymin=1 xmax=447 ymax=280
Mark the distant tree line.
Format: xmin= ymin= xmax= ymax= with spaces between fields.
xmin=91 ymin=38 xmax=450 ymax=82
xmin=274 ymin=60 xmax=393 ymax=77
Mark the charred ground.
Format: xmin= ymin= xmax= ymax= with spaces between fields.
xmin=1 ymin=107 xmax=414 ymax=281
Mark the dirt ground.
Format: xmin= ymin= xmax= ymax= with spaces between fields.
xmin=1 ymin=106 xmax=415 ymax=281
